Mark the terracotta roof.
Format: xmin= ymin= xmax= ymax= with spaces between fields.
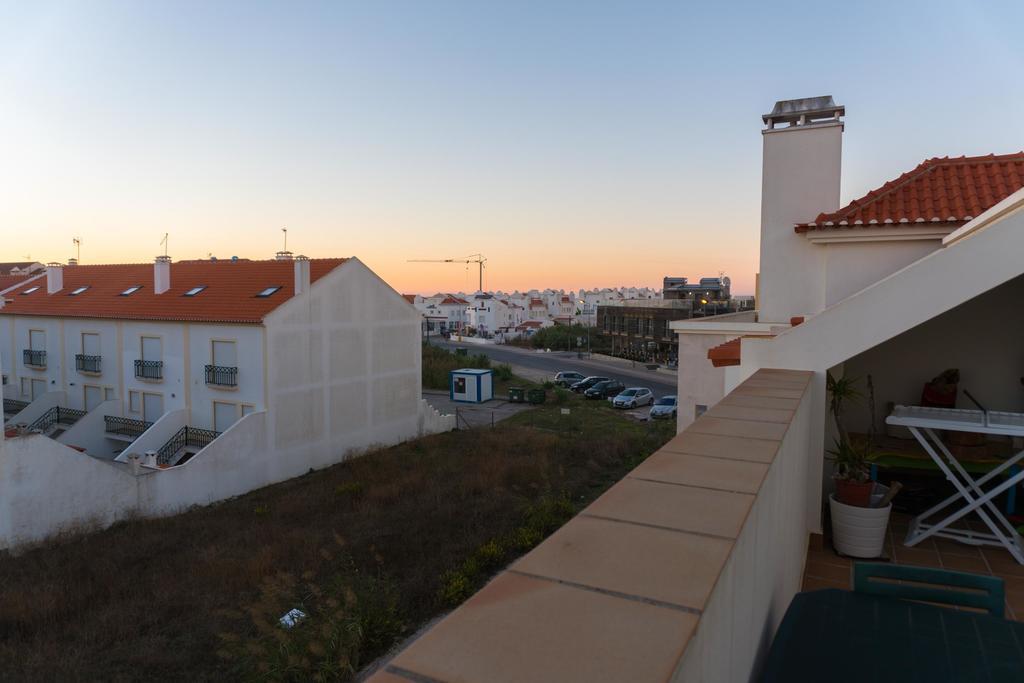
xmin=707 ymin=338 xmax=741 ymax=368
xmin=440 ymin=296 xmax=466 ymax=305
xmin=795 ymin=153 xmax=1024 ymax=232
xmin=0 ymin=259 xmax=347 ymax=323
xmin=0 ymin=273 xmax=39 ymax=293
xmin=529 ymin=298 xmax=545 ymax=308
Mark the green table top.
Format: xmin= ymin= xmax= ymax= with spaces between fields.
xmin=761 ymin=589 xmax=1024 ymax=682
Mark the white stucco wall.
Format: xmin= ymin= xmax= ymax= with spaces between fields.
xmin=675 ymin=333 xmax=730 ymax=433
xmin=264 ymin=257 xmax=423 ymax=477
xmin=758 ymin=122 xmax=842 ymax=324
xmin=185 ymin=323 xmax=264 ymax=430
xmin=823 ymin=240 xmax=938 ymax=307
xmin=0 ymin=434 xmax=140 ymax=548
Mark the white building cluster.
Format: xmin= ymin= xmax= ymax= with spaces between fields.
xmin=406 ymin=286 xmax=660 ymax=339
xmin=0 ymin=252 xmax=453 ymax=549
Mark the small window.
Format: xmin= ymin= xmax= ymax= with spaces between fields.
xmin=69 ymin=286 xmax=89 ymax=295
xmin=256 ymin=286 xmax=282 ymax=298
xmin=184 ymin=286 xmax=206 ymax=297
xmin=21 ymin=286 xmax=39 ymax=294
xmin=120 ymin=285 xmax=142 ymax=296
xmin=128 ymin=391 xmax=141 ymax=413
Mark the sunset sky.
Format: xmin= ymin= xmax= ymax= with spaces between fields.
xmin=2 ymin=1 xmax=1022 ymax=295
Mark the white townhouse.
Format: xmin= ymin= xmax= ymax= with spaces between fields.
xmin=672 ymin=96 xmax=1024 ymax=432
xmin=0 ymin=253 xmax=452 ymax=549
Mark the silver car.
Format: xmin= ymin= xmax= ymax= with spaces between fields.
xmin=612 ymin=387 xmax=654 ymax=409
xmin=649 ymin=395 xmax=678 ymax=420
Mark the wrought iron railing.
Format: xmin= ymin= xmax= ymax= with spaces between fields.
xmin=156 ymin=426 xmax=221 ymax=466
xmin=75 ymin=354 xmax=102 ymax=373
xmin=3 ymin=398 xmax=30 ymax=415
xmin=28 ymin=406 xmax=87 ymax=432
xmin=204 ymin=365 xmax=238 ymax=387
xmin=104 ymin=415 xmax=152 ymax=438
xmin=134 ymin=359 xmax=163 ymax=380
xmin=23 ymin=349 xmax=46 ymax=367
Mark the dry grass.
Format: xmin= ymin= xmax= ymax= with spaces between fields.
xmin=0 ymin=396 xmax=673 ymax=681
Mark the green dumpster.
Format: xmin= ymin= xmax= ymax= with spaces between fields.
xmin=508 ymin=386 xmax=526 ymax=403
xmin=527 ymin=388 xmax=546 ymax=405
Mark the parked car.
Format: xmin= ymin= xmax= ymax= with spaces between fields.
xmin=649 ymin=395 xmax=678 ymax=420
xmin=570 ymin=376 xmax=609 ymax=393
xmin=612 ymin=387 xmax=654 ymax=409
xmin=584 ymin=379 xmax=625 ymax=399
xmin=554 ymin=371 xmax=586 ymax=388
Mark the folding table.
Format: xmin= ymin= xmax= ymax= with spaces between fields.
xmin=887 ymin=405 xmax=1024 ymax=564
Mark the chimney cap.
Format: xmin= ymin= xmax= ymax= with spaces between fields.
xmin=155 ymin=255 xmax=172 ymax=263
xmin=46 ymin=261 xmax=63 ymax=268
xmin=67 ymin=258 xmax=78 ymax=266
xmin=275 ymin=250 xmax=294 ymax=261
xmin=294 ymin=254 xmax=310 ymax=261
xmin=763 ymin=96 xmax=844 ymax=127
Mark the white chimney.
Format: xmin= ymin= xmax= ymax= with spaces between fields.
xmin=154 ymin=255 xmax=171 ymax=294
xmin=294 ymin=254 xmax=311 ymax=295
xmin=275 ymin=250 xmax=293 ymax=261
xmin=67 ymin=257 xmax=78 ymax=266
xmin=46 ymin=262 xmax=63 ymax=294
xmin=758 ymin=96 xmax=844 ymax=323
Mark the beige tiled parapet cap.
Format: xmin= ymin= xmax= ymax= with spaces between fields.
xmin=369 ymin=368 xmax=813 ymax=683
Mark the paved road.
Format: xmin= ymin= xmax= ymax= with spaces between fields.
xmin=430 ymin=339 xmax=677 ymax=398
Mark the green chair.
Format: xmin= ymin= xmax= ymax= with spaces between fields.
xmin=853 ymin=562 xmax=1005 ymax=617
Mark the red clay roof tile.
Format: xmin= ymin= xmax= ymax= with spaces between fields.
xmin=0 ymin=259 xmax=347 ymax=323
xmin=707 ymin=338 xmax=741 ymax=368
xmin=795 ymin=152 xmax=1024 ymax=232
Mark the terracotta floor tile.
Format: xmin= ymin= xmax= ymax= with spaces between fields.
xmin=892 ymin=545 xmax=943 ymax=568
xmin=938 ymin=554 xmax=990 ymax=574
xmin=802 ymin=575 xmax=849 ymax=592
xmin=806 ymin=548 xmax=851 ymax=568
xmin=931 ymin=537 xmax=984 ymax=558
xmin=982 ymin=548 xmax=1024 ymax=578
xmin=804 ymin=560 xmax=851 ymax=585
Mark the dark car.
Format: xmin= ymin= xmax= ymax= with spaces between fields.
xmin=584 ymin=379 xmax=625 ymax=399
xmin=570 ymin=376 xmax=609 ymax=393
xmin=554 ymin=371 xmax=586 ymax=388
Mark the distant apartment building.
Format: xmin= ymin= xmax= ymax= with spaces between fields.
xmin=0 ymin=254 xmax=452 ymax=549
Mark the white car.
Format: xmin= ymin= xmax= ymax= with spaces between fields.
xmin=649 ymin=395 xmax=678 ymax=420
xmin=612 ymin=387 xmax=654 ymax=409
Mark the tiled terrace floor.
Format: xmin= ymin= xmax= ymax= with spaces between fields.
xmin=804 ymin=512 xmax=1024 ymax=620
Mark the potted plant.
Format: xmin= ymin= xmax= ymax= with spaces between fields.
xmin=826 ymin=372 xmax=893 ymax=558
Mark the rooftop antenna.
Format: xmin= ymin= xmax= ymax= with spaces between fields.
xmin=160 ymin=232 xmax=169 ymax=257
xmin=282 ymin=227 xmax=288 ymax=251
xmin=73 ymin=237 xmax=81 ymax=263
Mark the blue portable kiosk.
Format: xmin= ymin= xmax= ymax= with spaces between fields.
xmin=449 ymin=368 xmax=494 ymax=403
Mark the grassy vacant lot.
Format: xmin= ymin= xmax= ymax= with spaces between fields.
xmin=0 ymin=391 xmax=673 ymax=682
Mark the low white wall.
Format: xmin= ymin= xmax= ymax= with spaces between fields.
xmin=0 ymin=434 xmax=139 ymax=549
xmin=139 ymin=411 xmax=269 ymax=513
xmin=672 ymin=380 xmax=814 ymax=681
xmin=114 ymin=408 xmax=187 ymax=463
xmin=418 ymin=399 xmax=455 ymax=435
xmin=5 ymin=390 xmax=66 ymax=427
xmin=57 ymin=399 xmax=123 ymax=457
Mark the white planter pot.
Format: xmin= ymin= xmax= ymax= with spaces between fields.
xmin=829 ymin=493 xmax=892 ymax=558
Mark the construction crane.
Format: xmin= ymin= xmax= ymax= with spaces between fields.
xmin=408 ymin=253 xmax=487 ymax=292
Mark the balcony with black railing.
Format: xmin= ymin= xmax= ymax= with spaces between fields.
xmin=3 ymin=398 xmax=30 ymax=416
xmin=157 ymin=426 xmax=221 ymax=466
xmin=29 ymin=406 xmax=87 ymax=432
xmin=134 ymin=359 xmax=163 ymax=380
xmin=204 ymin=365 xmax=238 ymax=387
xmin=76 ymin=354 xmax=102 ymax=374
xmin=104 ymin=415 xmax=152 ymax=439
xmin=23 ymin=349 xmax=46 ymax=368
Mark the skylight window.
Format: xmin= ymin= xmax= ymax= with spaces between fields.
xmin=69 ymin=286 xmax=89 ymax=295
xmin=120 ymin=285 xmax=142 ymax=296
xmin=21 ymin=286 xmax=40 ymax=294
xmin=183 ymin=286 xmax=207 ymax=297
xmin=256 ymin=286 xmax=282 ymax=297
